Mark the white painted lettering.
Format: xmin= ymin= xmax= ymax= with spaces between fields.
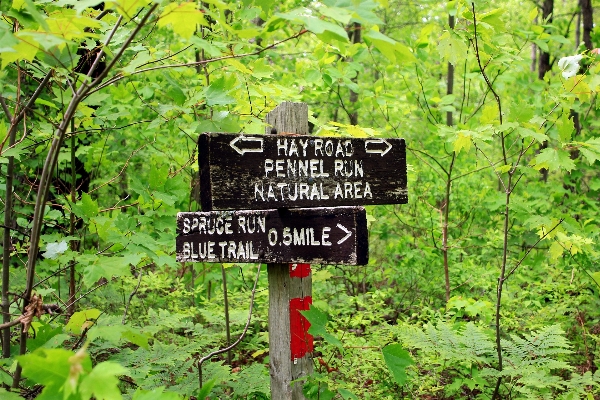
xmin=320 ymin=183 xmax=329 ymax=199
xmin=277 ymin=183 xmax=287 ymax=198
xmin=254 ymin=182 xmax=265 ymax=201
xmin=344 ymin=140 xmax=353 ymax=156
xmin=208 ymin=241 xmax=215 ymax=259
xmin=324 ymin=140 xmax=334 ymax=156
xmin=282 ymin=227 xmax=292 ymax=245
xmin=249 ymin=241 xmax=259 ymax=259
xmin=314 ymin=138 xmax=323 ymax=156
xmin=183 ymin=218 xmax=190 ymax=234
xmin=335 ymin=142 xmax=344 ymax=157
xmin=267 ymin=184 xmax=277 ymax=200
xmin=344 ymin=182 xmax=352 ymax=198
xmin=264 ymin=159 xmax=274 ymax=177
xmin=198 ymin=217 xmax=205 ymax=234
xmin=310 ymin=183 xmax=320 ymax=200
xmin=276 ymin=160 xmax=284 ymax=177
xmin=219 ymin=241 xmax=228 ymax=258
xmin=310 ymin=159 xmax=319 ymax=177
xmin=299 ymin=183 xmax=309 ymax=199
xmin=334 ymin=160 xmax=343 ymax=176
xmin=277 ymin=138 xmax=287 ymax=156
xmin=257 ymin=215 xmax=266 ymax=233
xmin=298 ymin=160 xmax=308 ymax=177
xmin=334 ymin=183 xmax=343 ymax=199
xmin=287 ymin=159 xmax=297 ymax=177
xmin=228 ymin=241 xmax=236 ymax=258
xmin=238 ymin=216 xmax=246 ymax=233
xmin=237 ymin=241 xmax=246 ymax=258
xmin=293 ymin=228 xmax=305 ymax=245
xmin=355 ymin=160 xmax=364 ymax=177
xmin=183 ymin=242 xmax=191 ymax=258
xmin=289 ymin=139 xmax=299 ymax=157
xmin=225 ymin=216 xmax=233 ymax=234
xmin=354 ymin=182 xmax=362 ymax=199
xmin=268 ymin=228 xmax=278 ymax=246
xmin=319 ymin=160 xmax=329 ymax=177
xmin=216 ymin=216 xmax=224 ymax=235
xmin=289 ymin=183 xmax=298 ymax=201
xmin=364 ymin=182 xmax=373 ymax=199
xmin=299 ymin=139 xmax=309 ymax=156
xmin=322 ymin=227 xmax=331 ymax=246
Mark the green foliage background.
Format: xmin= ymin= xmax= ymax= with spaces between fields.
xmin=0 ymin=0 xmax=600 ymax=398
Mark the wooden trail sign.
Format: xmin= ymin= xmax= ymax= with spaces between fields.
xmin=199 ymin=132 xmax=407 ymax=210
xmin=176 ymin=206 xmax=368 ymax=265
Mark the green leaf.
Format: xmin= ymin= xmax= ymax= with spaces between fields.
xmin=533 ymin=148 xmax=576 ymax=172
xmin=276 ymin=9 xmax=348 ymax=43
xmin=301 ymin=305 xmax=343 ymax=349
xmin=364 ymin=30 xmax=416 ymax=64
xmin=437 ymin=30 xmax=468 ymax=66
xmin=453 ymin=133 xmax=471 ymax=153
xmin=557 ymin=112 xmax=574 ymax=143
xmin=338 ymin=388 xmax=359 ymax=400
xmin=82 ymin=253 xmax=143 ymax=287
xmin=72 ymin=193 xmax=99 ymax=220
xmin=517 ymin=127 xmax=548 ymax=143
xmin=158 ymin=2 xmax=208 ymax=39
xmin=382 ymin=344 xmax=414 ymax=385
xmin=578 ymin=137 xmax=600 ymax=165
xmin=591 ymin=272 xmax=600 ymax=288
xmin=132 ymin=386 xmax=183 ymax=400
xmin=204 ymin=76 xmax=235 ymax=106
xmin=197 ymin=379 xmax=217 ymax=399
xmin=79 ymin=361 xmax=128 ymax=400
xmin=65 ymin=308 xmax=101 ymax=334
xmin=0 ymin=388 xmax=22 ymax=400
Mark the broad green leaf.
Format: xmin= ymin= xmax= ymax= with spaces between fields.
xmin=204 ymin=76 xmax=235 ymax=106
xmin=382 ymin=344 xmax=414 ymax=385
xmin=0 ymin=388 xmax=22 ymax=400
xmin=79 ymin=362 xmax=128 ymax=400
xmin=301 ymin=305 xmax=343 ymax=349
xmin=364 ymin=30 xmax=416 ymax=64
xmin=532 ymin=148 xmax=576 ymax=172
xmin=132 ymin=387 xmax=183 ymax=400
xmin=549 ymin=241 xmax=563 ymax=261
xmin=65 ymin=309 xmax=101 ymax=334
xmin=453 ymin=133 xmax=471 ymax=153
xmin=578 ymin=138 xmax=600 ymax=165
xmin=197 ymin=379 xmax=217 ymax=399
xmin=72 ymin=192 xmax=99 ymax=220
xmin=158 ymin=2 xmax=208 ymax=39
xmin=437 ymin=30 xmax=468 ymax=66
xmin=110 ymin=0 xmax=149 ymax=19
xmin=82 ymin=253 xmax=143 ymax=287
xmin=338 ymin=388 xmax=358 ymax=400
xmin=517 ymin=127 xmax=548 ymax=143
xmin=276 ymin=9 xmax=348 ymax=43
xmin=0 ymin=145 xmax=27 ymax=163
xmin=591 ymin=272 xmax=600 ymax=288
xmin=557 ymin=112 xmax=574 ymax=143
xmin=480 ymin=104 xmax=499 ymax=124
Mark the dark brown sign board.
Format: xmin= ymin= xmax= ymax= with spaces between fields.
xmin=176 ymin=206 xmax=368 ymax=265
xmin=199 ymin=133 xmax=407 ymax=211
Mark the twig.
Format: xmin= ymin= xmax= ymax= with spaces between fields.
xmin=198 ymin=263 xmax=262 ymax=389
xmin=122 ymin=271 xmax=143 ymax=324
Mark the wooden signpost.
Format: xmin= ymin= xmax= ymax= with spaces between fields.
xmin=176 ymin=207 xmax=368 ymax=265
xmin=176 ymin=102 xmax=408 ymax=400
xmin=198 ymin=133 xmax=407 ymax=210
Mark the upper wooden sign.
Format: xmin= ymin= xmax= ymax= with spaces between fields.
xmin=199 ymin=133 xmax=407 ymax=210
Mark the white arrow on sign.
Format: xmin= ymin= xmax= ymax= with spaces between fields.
xmin=230 ymin=136 xmax=264 ymax=155
xmin=336 ymin=223 xmax=352 ymax=244
xmin=365 ymin=138 xmax=392 ymax=156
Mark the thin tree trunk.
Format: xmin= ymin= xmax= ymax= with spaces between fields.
xmin=580 ymin=0 xmax=593 ymax=50
xmin=348 ymin=22 xmax=361 ymax=126
xmin=538 ymin=0 xmax=554 ymax=80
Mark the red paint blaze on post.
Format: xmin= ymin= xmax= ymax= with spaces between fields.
xmin=289 ymin=263 xmax=311 ymax=278
xmin=289 ymin=296 xmax=313 ymax=360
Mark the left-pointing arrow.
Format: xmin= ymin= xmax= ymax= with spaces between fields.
xmin=230 ymin=136 xmax=264 ymax=155
xmin=336 ymin=223 xmax=352 ymax=244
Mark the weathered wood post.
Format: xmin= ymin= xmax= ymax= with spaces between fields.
xmin=265 ymin=102 xmax=313 ymax=400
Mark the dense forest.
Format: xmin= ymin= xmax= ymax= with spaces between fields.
xmin=1 ymin=0 xmax=600 ymax=398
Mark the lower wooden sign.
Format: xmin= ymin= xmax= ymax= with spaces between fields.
xmin=176 ymin=206 xmax=368 ymax=265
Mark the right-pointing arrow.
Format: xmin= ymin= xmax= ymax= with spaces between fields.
xmin=336 ymin=223 xmax=352 ymax=244
xmin=230 ymin=135 xmax=264 ymax=155
xmin=365 ymin=138 xmax=392 ymax=156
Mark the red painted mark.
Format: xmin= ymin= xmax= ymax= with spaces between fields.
xmin=289 ymin=263 xmax=311 ymax=278
xmin=289 ymin=296 xmax=313 ymax=360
